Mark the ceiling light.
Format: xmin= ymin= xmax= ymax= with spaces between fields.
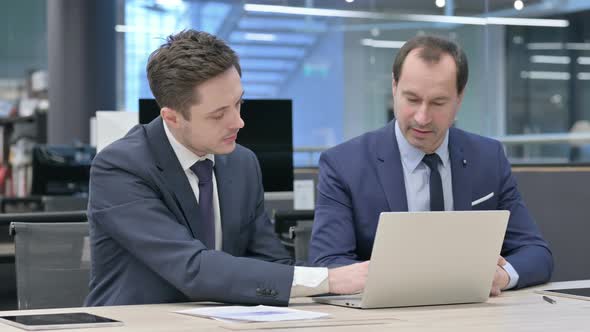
xmin=514 ymin=0 xmax=524 ymax=11
xmin=527 ymin=43 xmax=590 ymax=51
xmin=361 ymin=38 xmax=406 ymax=49
xmin=243 ymin=4 xmax=568 ymax=28
xmin=578 ymin=57 xmax=590 ymax=65
xmin=435 ymin=0 xmax=446 ymax=8
xmin=520 ymin=71 xmax=570 ymax=80
xmin=530 ymin=55 xmax=571 ymax=65
xmin=244 ymin=33 xmax=277 ymax=42
xmin=485 ymin=17 xmax=567 ymax=27
xmin=155 ymin=0 xmax=184 ymax=8
xmin=345 ymin=0 xmax=354 ymax=3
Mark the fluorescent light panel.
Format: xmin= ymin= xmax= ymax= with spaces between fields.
xmin=243 ymin=4 xmax=569 ymax=28
xmin=578 ymin=57 xmax=590 ymax=65
xmin=527 ymin=42 xmax=590 ymax=51
xmin=361 ymin=38 xmax=405 ymax=49
xmin=520 ymin=71 xmax=570 ymax=80
xmin=530 ymin=55 xmax=571 ymax=64
xmin=238 ymin=17 xmax=328 ymax=32
xmin=233 ymin=31 xmax=316 ymax=45
xmin=244 ymin=33 xmax=277 ymax=42
xmin=485 ymin=17 xmax=568 ymax=27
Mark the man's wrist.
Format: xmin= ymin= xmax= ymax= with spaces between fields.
xmin=500 ymin=261 xmax=519 ymax=290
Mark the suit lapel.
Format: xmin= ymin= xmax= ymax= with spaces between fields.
xmin=376 ymin=122 xmax=409 ymax=212
xmin=449 ymin=128 xmax=472 ymax=211
xmin=214 ymin=154 xmax=239 ymax=255
xmin=145 ymin=118 xmax=202 ymax=239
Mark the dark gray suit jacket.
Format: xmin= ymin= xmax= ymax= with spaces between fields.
xmin=85 ymin=117 xmax=294 ymax=306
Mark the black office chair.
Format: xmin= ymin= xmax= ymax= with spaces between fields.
xmin=41 ymin=196 xmax=88 ymax=212
xmin=273 ymin=210 xmax=314 ymax=262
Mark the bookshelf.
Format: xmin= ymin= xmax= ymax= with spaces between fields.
xmin=0 ymin=112 xmax=47 ymax=197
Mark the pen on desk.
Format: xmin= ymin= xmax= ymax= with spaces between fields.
xmin=542 ymin=295 xmax=556 ymax=304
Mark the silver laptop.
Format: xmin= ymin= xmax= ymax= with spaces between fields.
xmin=312 ymin=210 xmax=510 ymax=309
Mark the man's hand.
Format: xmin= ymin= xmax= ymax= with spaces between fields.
xmin=327 ymin=261 xmax=370 ymax=294
xmin=490 ymin=256 xmax=510 ymax=296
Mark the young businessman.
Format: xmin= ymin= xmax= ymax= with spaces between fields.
xmin=309 ymin=35 xmax=553 ymax=296
xmin=85 ymin=29 xmax=368 ymax=307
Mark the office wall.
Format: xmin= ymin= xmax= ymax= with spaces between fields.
xmin=0 ymin=0 xmax=47 ymax=79
xmin=513 ymin=167 xmax=590 ymax=282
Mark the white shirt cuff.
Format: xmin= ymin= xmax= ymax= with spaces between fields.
xmin=293 ymin=266 xmax=328 ymax=287
xmin=290 ymin=267 xmax=329 ymax=298
xmin=501 ymin=261 xmax=519 ymax=290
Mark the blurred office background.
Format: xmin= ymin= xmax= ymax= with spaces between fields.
xmin=2 ymin=0 xmax=590 ymax=170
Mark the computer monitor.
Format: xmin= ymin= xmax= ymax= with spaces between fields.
xmin=238 ymin=99 xmax=293 ymax=192
xmin=31 ymin=145 xmax=95 ymax=196
xmin=138 ymin=99 xmax=161 ymax=124
xmin=138 ymin=98 xmax=294 ymax=192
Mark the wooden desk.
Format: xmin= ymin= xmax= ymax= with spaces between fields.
xmin=0 ymin=280 xmax=588 ymax=331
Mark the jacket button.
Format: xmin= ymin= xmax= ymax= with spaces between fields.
xmin=256 ymin=288 xmax=262 ymax=295
xmin=271 ymin=290 xmax=278 ymax=296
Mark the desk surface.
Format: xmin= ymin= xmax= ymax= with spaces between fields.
xmin=0 ymin=280 xmax=589 ymax=332
xmin=0 ymin=242 xmax=13 ymax=257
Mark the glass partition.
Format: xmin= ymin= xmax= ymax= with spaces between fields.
xmin=115 ymin=0 xmax=590 ymax=166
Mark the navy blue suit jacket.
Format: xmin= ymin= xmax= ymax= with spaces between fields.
xmin=309 ymin=122 xmax=553 ymax=288
xmin=85 ymin=118 xmax=294 ymax=306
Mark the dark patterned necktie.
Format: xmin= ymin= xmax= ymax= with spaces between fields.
xmin=189 ymin=159 xmax=215 ymax=249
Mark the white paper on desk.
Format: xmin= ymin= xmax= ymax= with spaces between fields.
xmin=294 ymin=179 xmax=315 ymax=210
xmin=175 ymin=305 xmax=329 ymax=323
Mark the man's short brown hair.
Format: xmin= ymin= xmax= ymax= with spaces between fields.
xmin=392 ymin=35 xmax=468 ymax=95
xmin=147 ymin=29 xmax=241 ymax=119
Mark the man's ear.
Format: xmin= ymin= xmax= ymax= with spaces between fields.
xmin=392 ymin=78 xmax=398 ymax=95
xmin=161 ymin=107 xmax=180 ymax=128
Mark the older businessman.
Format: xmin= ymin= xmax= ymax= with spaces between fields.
xmin=309 ymin=35 xmax=553 ymax=296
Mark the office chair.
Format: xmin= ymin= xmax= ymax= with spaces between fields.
xmin=10 ymin=218 xmax=90 ymax=310
xmin=41 ymin=196 xmax=88 ymax=212
xmin=273 ymin=210 xmax=314 ymax=262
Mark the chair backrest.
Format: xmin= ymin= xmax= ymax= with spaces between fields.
xmin=291 ymin=220 xmax=313 ymax=262
xmin=41 ymin=196 xmax=88 ymax=212
xmin=10 ymin=221 xmax=90 ymax=310
xmin=273 ymin=210 xmax=314 ymax=262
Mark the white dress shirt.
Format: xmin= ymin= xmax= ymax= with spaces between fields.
xmin=163 ymin=121 xmax=328 ymax=297
xmin=164 ymin=121 xmax=223 ymax=250
xmin=394 ymin=121 xmax=519 ymax=289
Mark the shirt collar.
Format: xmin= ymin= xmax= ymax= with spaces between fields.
xmin=163 ymin=120 xmax=215 ymax=171
xmin=394 ymin=120 xmax=450 ymax=173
